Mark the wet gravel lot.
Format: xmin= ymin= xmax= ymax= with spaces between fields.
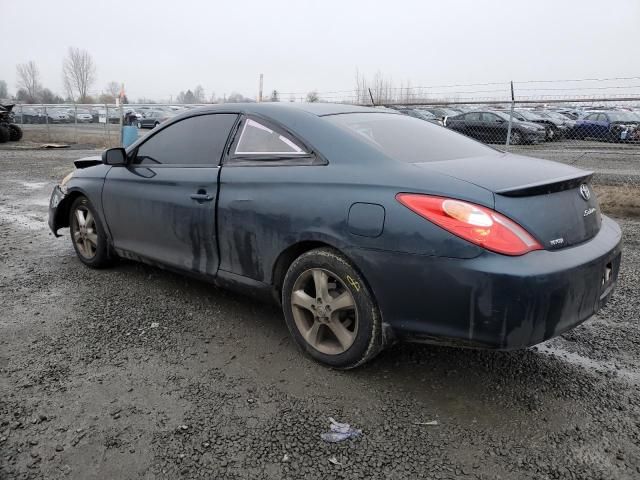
xmin=1 ymin=148 xmax=639 ymax=480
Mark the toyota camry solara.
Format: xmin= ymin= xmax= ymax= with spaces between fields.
xmin=48 ymin=103 xmax=622 ymax=368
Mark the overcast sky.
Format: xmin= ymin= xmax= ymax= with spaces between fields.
xmin=2 ymin=0 xmax=640 ymax=101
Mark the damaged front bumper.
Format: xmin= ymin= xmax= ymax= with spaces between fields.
xmin=48 ymin=185 xmax=67 ymax=237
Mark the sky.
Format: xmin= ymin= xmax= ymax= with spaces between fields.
xmin=2 ymin=0 xmax=640 ymax=102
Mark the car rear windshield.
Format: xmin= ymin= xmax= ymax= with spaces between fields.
xmin=324 ymin=112 xmax=494 ymax=163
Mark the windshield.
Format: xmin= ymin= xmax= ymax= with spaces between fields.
xmin=493 ymin=111 xmax=523 ymax=121
xmin=608 ymin=111 xmax=640 ymax=122
xmin=325 ymin=112 xmax=495 ymax=163
xmin=545 ymin=111 xmax=569 ymax=120
xmin=515 ymin=110 xmax=542 ymax=121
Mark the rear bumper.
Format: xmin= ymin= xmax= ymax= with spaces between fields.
xmin=346 ymin=216 xmax=622 ymax=349
xmin=523 ymin=131 xmax=546 ymax=143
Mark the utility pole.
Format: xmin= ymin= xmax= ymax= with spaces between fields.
xmin=258 ymin=73 xmax=264 ymax=102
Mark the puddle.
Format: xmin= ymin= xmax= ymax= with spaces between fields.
xmin=15 ymin=181 xmax=48 ymax=190
xmin=538 ymin=344 xmax=640 ymax=385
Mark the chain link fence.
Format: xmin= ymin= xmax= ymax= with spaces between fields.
xmin=9 ymin=103 xmax=208 ymax=148
xmin=386 ymin=98 xmax=640 ymax=151
xmin=7 ymin=95 xmax=640 ymax=167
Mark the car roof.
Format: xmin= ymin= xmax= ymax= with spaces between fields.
xmin=182 ymin=102 xmax=385 ymax=118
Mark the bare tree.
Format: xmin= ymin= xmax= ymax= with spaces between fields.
xmin=0 ymin=80 xmax=7 ymax=99
xmin=62 ymin=47 xmax=96 ymax=103
xmin=270 ymin=90 xmax=280 ymax=102
xmin=306 ymin=91 xmax=319 ymax=103
xmin=105 ymin=81 xmax=120 ymax=98
xmin=193 ymin=85 xmax=205 ymax=103
xmin=16 ymin=61 xmax=42 ymax=103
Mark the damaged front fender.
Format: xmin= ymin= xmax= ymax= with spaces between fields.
xmin=48 ymin=185 xmax=72 ymax=237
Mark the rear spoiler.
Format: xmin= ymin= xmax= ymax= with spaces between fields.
xmin=495 ymin=172 xmax=593 ymax=197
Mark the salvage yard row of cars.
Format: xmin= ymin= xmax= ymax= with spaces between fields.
xmin=9 ymin=103 xmax=640 ymax=141
xmin=391 ymin=105 xmax=640 ymax=144
xmin=11 ymin=105 xmax=185 ymax=128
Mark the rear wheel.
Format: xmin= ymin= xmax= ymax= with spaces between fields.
xmin=0 ymin=126 xmax=9 ymax=143
xmin=8 ymin=124 xmax=23 ymax=141
xmin=69 ymin=196 xmax=114 ymax=268
xmin=282 ymin=248 xmax=383 ymax=369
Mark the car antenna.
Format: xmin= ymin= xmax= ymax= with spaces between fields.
xmin=368 ymin=88 xmax=376 ymax=107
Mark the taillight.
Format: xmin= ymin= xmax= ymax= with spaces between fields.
xmin=396 ymin=194 xmax=542 ymax=256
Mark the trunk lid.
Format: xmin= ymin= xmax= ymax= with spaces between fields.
xmin=416 ymin=153 xmax=601 ymax=249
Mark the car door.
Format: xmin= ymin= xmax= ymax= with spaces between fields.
xmin=580 ymin=113 xmax=600 ymax=138
xmin=596 ymin=113 xmax=610 ymax=138
xmin=480 ymin=113 xmax=503 ymax=143
xmin=463 ymin=112 xmax=482 ymax=140
xmin=217 ymin=116 xmax=321 ymax=282
xmin=102 ymin=113 xmax=239 ymax=276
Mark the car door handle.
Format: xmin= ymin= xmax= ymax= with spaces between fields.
xmin=190 ymin=193 xmax=214 ymax=202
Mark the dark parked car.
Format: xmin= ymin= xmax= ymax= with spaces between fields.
xmin=48 ymin=103 xmax=621 ymax=368
xmin=45 ymin=108 xmax=71 ymax=124
xmin=569 ymin=111 xmax=640 ymax=142
xmin=137 ymin=110 xmax=174 ymax=128
xmin=65 ymin=108 xmax=94 ymax=123
xmin=419 ymin=107 xmax=461 ymax=121
xmin=536 ymin=110 xmax=576 ymax=131
xmin=509 ymin=110 xmax=567 ymax=141
xmin=392 ymin=107 xmax=443 ymax=125
xmin=445 ymin=110 xmax=546 ymax=144
xmin=13 ymin=106 xmax=44 ymax=124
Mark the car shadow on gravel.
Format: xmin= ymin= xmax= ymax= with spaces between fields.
xmin=86 ymin=258 xmax=629 ymax=424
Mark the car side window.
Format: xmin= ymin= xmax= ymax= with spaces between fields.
xmin=235 ymin=119 xmax=308 ymax=155
xmin=132 ymin=114 xmax=238 ymax=166
xmin=597 ymin=114 xmax=608 ymax=122
xmin=586 ymin=113 xmax=598 ymax=121
xmin=481 ymin=113 xmax=499 ymax=122
xmin=466 ymin=112 xmax=481 ymax=121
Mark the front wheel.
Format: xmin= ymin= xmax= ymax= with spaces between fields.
xmin=69 ymin=196 xmax=114 ymax=268
xmin=545 ymin=126 xmax=556 ymax=141
xmin=0 ymin=126 xmax=9 ymax=143
xmin=509 ymin=130 xmax=523 ymax=145
xmin=282 ymin=248 xmax=383 ymax=369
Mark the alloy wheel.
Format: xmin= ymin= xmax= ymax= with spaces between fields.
xmin=290 ymin=268 xmax=358 ymax=355
xmin=71 ymin=205 xmax=98 ymax=259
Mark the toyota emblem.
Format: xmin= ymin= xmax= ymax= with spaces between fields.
xmin=579 ymin=184 xmax=590 ymax=201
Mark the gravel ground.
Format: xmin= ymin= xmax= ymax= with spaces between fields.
xmin=1 ymin=148 xmax=639 ymax=480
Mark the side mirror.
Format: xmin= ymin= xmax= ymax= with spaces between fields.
xmin=102 ymin=147 xmax=127 ymax=166
xmin=496 ymin=118 xmax=505 ymax=123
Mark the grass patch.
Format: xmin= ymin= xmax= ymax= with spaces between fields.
xmin=22 ymin=128 xmax=120 ymax=149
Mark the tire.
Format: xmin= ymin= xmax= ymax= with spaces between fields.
xmin=0 ymin=126 xmax=9 ymax=143
xmin=69 ymin=196 xmax=115 ymax=269
xmin=509 ymin=130 xmax=522 ymax=145
xmin=8 ymin=124 xmax=23 ymax=141
xmin=545 ymin=126 xmax=556 ymax=141
xmin=282 ymin=248 xmax=383 ymax=369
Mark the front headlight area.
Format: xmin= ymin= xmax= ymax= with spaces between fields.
xmin=59 ymin=170 xmax=75 ymax=194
